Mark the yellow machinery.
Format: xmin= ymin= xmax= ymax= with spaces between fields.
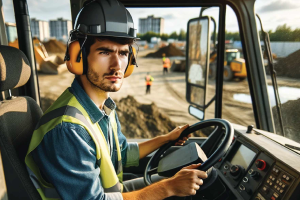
xmin=209 ymin=49 xmax=247 ymax=81
xmin=8 ymin=37 xmax=66 ymax=74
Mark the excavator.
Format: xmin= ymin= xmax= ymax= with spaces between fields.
xmin=0 ymin=0 xmax=299 ymax=200
xmin=6 ymin=23 xmax=66 ymax=74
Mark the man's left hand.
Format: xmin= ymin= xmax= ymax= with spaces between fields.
xmin=166 ymin=124 xmax=191 ymax=146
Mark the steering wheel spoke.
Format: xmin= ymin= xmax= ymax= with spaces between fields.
xmin=148 ymin=167 xmax=158 ymax=175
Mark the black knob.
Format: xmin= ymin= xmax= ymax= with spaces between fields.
xmin=246 ymin=125 xmax=254 ymax=133
xmin=230 ymin=165 xmax=240 ymax=176
xmin=250 ymin=170 xmax=261 ymax=180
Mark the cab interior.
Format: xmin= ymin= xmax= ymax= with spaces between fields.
xmin=0 ymin=0 xmax=300 ymax=200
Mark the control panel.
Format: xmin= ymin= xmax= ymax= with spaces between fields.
xmin=217 ymin=138 xmax=275 ymax=200
xmin=255 ymin=165 xmax=295 ymax=200
xmin=213 ymin=125 xmax=300 ymax=200
xmin=238 ymin=153 xmax=274 ymax=200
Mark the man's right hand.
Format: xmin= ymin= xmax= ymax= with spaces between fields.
xmin=166 ymin=163 xmax=208 ymax=197
xmin=123 ymin=163 xmax=208 ymax=200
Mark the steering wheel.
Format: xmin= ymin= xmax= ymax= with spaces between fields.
xmin=144 ymin=118 xmax=234 ymax=187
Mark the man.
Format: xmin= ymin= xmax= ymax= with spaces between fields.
xmin=145 ymin=72 xmax=154 ymax=94
xmin=25 ymin=0 xmax=207 ymax=199
xmin=162 ymin=53 xmax=171 ymax=75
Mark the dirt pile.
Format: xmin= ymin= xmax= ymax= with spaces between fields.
xmin=115 ymin=95 xmax=177 ymax=138
xmin=43 ymin=39 xmax=67 ymax=54
xmin=145 ymin=44 xmax=185 ymax=58
xmin=270 ymin=49 xmax=300 ymax=78
xmin=272 ymin=99 xmax=300 ymax=142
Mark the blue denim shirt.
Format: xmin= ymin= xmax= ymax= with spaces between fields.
xmin=32 ymin=79 xmax=139 ymax=200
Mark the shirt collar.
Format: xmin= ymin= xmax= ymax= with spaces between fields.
xmin=70 ymin=78 xmax=116 ymax=123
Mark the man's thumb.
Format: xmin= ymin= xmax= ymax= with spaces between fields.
xmin=183 ymin=163 xmax=201 ymax=169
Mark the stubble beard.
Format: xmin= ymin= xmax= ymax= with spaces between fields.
xmin=86 ymin=67 xmax=123 ymax=92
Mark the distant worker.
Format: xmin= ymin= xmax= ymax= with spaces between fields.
xmin=145 ymin=73 xmax=154 ymax=94
xmin=162 ymin=53 xmax=171 ymax=75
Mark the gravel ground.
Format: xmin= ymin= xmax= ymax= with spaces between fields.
xmin=37 ymin=49 xmax=300 ymax=140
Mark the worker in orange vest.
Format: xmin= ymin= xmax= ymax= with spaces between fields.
xmin=145 ymin=72 xmax=154 ymax=94
xmin=162 ymin=53 xmax=171 ymax=75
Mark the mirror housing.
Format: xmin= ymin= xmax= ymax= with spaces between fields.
xmin=186 ymin=16 xmax=211 ymax=119
xmin=188 ymin=105 xmax=204 ymax=120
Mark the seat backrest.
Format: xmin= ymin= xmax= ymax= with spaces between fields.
xmin=0 ymin=45 xmax=43 ymax=200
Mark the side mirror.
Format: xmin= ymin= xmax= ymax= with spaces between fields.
xmin=188 ymin=105 xmax=204 ymax=120
xmin=186 ymin=16 xmax=211 ymax=120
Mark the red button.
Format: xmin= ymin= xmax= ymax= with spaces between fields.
xmin=271 ymin=196 xmax=276 ymax=200
xmin=219 ymin=158 xmax=222 ymax=162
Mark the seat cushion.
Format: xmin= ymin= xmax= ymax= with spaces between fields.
xmin=0 ymin=96 xmax=42 ymax=199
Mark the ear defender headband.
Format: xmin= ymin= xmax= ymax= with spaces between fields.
xmin=64 ymin=32 xmax=138 ymax=78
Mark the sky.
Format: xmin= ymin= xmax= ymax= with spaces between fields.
xmin=3 ymin=0 xmax=300 ymax=34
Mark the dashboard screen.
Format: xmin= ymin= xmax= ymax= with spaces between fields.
xmin=230 ymin=144 xmax=256 ymax=169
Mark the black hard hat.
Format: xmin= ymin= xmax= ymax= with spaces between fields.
xmin=74 ymin=0 xmax=137 ymax=39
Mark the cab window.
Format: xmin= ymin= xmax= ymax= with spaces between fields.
xmin=220 ymin=6 xmax=256 ymax=127
xmin=255 ymin=1 xmax=300 ymax=143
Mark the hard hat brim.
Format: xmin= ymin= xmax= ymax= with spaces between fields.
xmin=86 ymin=31 xmax=140 ymax=40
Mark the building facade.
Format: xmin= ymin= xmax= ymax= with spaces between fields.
xmin=5 ymin=22 xmax=18 ymax=43
xmin=49 ymin=18 xmax=72 ymax=42
xmin=139 ymin=15 xmax=164 ymax=35
xmin=30 ymin=18 xmax=50 ymax=42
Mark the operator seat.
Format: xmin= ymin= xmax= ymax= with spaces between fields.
xmin=0 ymin=45 xmax=42 ymax=200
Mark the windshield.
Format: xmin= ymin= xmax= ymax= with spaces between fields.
xmin=3 ymin=0 xmax=300 ymax=144
xmin=255 ymin=0 xmax=300 ymax=144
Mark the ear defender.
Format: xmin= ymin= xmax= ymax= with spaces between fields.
xmin=65 ymin=40 xmax=85 ymax=75
xmin=124 ymin=46 xmax=138 ymax=78
xmin=65 ymin=32 xmax=87 ymax=75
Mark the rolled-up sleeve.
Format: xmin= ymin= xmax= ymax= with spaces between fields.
xmin=115 ymin=112 xmax=140 ymax=167
xmin=125 ymin=142 xmax=140 ymax=167
xmin=32 ymin=122 xmax=123 ymax=200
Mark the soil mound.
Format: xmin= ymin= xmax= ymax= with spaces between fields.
xmin=272 ymin=98 xmax=300 ymax=142
xmin=271 ymin=49 xmax=300 ymax=78
xmin=43 ymin=39 xmax=67 ymax=54
xmin=115 ymin=95 xmax=177 ymax=138
xmin=145 ymin=44 xmax=184 ymax=58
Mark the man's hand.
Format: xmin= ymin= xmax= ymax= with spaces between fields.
xmin=165 ymin=124 xmax=191 ymax=146
xmin=139 ymin=124 xmax=190 ymax=159
xmin=123 ymin=163 xmax=207 ymax=200
xmin=166 ymin=163 xmax=208 ymax=197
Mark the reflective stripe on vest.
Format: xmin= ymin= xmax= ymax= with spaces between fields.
xmin=25 ymin=89 xmax=123 ymax=200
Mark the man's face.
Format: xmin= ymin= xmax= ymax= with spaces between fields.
xmin=86 ymin=39 xmax=129 ymax=92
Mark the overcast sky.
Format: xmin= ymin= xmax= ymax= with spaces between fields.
xmin=3 ymin=0 xmax=300 ymax=34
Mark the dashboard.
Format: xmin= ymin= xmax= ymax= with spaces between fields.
xmin=126 ymin=123 xmax=300 ymax=200
xmin=213 ymin=124 xmax=300 ymax=200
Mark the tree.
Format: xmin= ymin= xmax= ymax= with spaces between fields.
xmin=169 ymin=31 xmax=178 ymax=39
xmin=269 ymin=24 xmax=292 ymax=41
xmin=225 ymin=31 xmax=240 ymax=41
xmin=137 ymin=31 xmax=160 ymax=42
xmin=178 ymin=29 xmax=186 ymax=41
xmin=161 ymin=33 xmax=169 ymax=41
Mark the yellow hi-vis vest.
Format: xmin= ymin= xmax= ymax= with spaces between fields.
xmin=25 ymin=89 xmax=123 ymax=200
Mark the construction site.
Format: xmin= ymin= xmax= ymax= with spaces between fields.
xmin=31 ymin=39 xmax=300 ymax=142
